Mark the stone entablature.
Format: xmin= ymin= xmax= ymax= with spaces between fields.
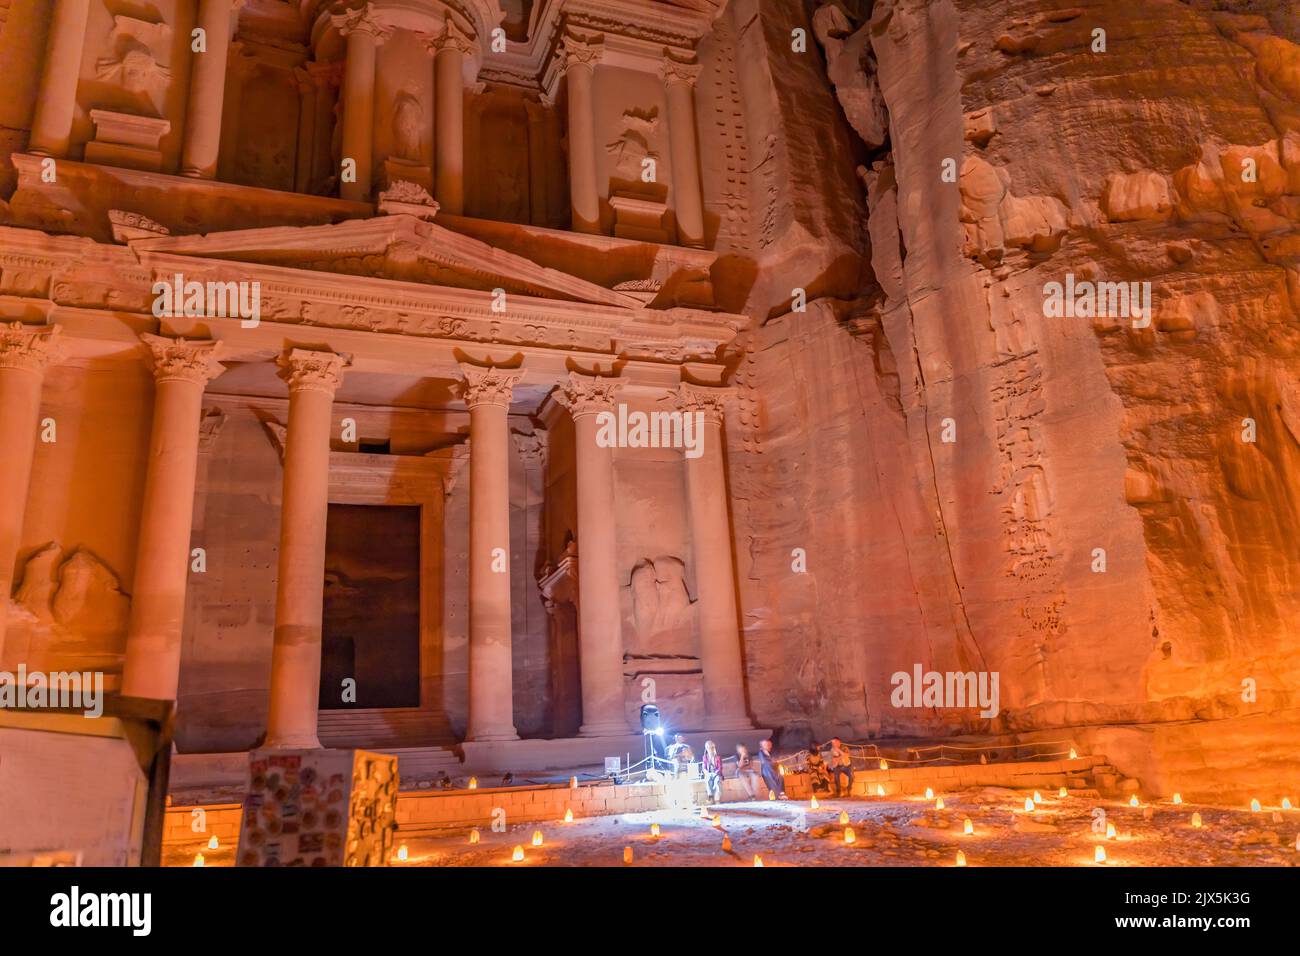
xmin=0 ymin=225 xmax=742 ymax=376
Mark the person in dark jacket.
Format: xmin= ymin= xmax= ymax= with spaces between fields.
xmin=757 ymin=738 xmax=785 ymax=798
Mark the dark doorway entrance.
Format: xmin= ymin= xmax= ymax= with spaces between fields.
xmin=320 ymin=504 xmax=421 ymax=710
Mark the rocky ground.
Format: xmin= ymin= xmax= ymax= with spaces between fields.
xmin=170 ymin=787 xmax=1299 ymax=867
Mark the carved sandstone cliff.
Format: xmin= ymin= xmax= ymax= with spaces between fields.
xmin=728 ymin=0 xmax=1300 ymax=799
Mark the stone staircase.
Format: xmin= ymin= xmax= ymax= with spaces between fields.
xmin=317 ymin=708 xmax=455 ymax=750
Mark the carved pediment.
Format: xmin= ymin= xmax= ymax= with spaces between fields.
xmin=130 ymin=215 xmax=644 ymax=309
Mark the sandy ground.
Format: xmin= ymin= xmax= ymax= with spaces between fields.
xmin=170 ymin=787 xmax=1300 ymax=867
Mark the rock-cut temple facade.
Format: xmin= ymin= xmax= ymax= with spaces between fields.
xmin=1 ymin=0 xmax=1299 ymax=799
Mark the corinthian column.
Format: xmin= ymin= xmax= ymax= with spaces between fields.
xmin=28 ymin=0 xmax=92 ymax=157
xmin=559 ymin=35 xmax=602 ymax=234
xmin=558 ymin=373 xmax=631 ymax=736
xmin=429 ymin=22 xmax=475 ymax=215
xmin=120 ymin=336 xmax=224 ymax=701
xmin=661 ymin=57 xmax=706 ymax=249
xmin=456 ymin=363 xmax=524 ymax=742
xmin=0 ymin=324 xmax=60 ymax=662
xmin=265 ymin=349 xmax=347 ymax=749
xmin=333 ymin=5 xmax=390 ymax=202
xmin=181 ymin=0 xmax=244 ymax=178
xmin=676 ymin=384 xmax=752 ymax=730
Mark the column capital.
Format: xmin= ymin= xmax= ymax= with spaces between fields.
xmin=660 ymin=56 xmax=702 ymax=88
xmin=141 ymin=334 xmax=224 ymax=386
xmin=557 ymin=371 xmax=623 ymax=419
xmin=673 ymin=382 xmax=732 ymax=426
xmin=331 ymin=4 xmax=392 ymax=43
xmin=456 ymin=363 xmax=523 ymax=409
xmin=558 ymin=33 xmax=603 ymax=73
xmin=277 ymin=348 xmax=348 ymax=395
xmin=426 ymin=19 xmax=476 ymax=56
xmin=0 ymin=322 xmax=62 ymax=375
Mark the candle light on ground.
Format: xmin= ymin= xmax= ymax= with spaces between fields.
xmin=1033 ymin=790 xmax=1042 ymax=804
xmin=207 ymin=835 xmax=219 ymax=850
xmin=1024 ymin=797 xmax=1035 ymax=812
xmin=844 ymin=826 xmax=856 ymax=844
xmin=1059 ymin=787 xmax=1067 ymax=798
xmin=1172 ymin=793 xmax=1182 ymax=804
xmin=955 ymin=850 xmax=966 ymax=867
xmin=839 ymin=810 xmax=850 ymax=825
xmin=1250 ymin=798 xmax=1261 ymax=812
xmin=876 ymin=785 xmax=885 ymax=796
xmin=935 ymin=797 xmax=945 ymax=810
xmin=1191 ymin=812 xmax=1202 ymax=828
xmin=880 ymin=760 xmax=888 ymax=770
xmin=711 ymin=814 xmax=722 ymax=828
xmin=564 ymin=808 xmax=574 ymax=823
xmin=1095 ymin=845 xmax=1107 ymax=864
xmin=810 ymin=797 xmax=819 ymax=810
xmin=469 ymin=829 xmax=480 ymax=844
xmin=1106 ymin=822 xmax=1116 ymax=839
xmin=623 ymin=846 xmax=633 ymax=865
xmin=722 ymin=836 xmax=732 ymax=852
xmin=1283 ymin=798 xmax=1293 ymax=810
xmin=753 ymin=855 xmax=764 ymax=867
xmin=925 ymin=787 xmax=934 ymax=799
xmin=511 ymin=845 xmax=524 ymax=862
xmin=1069 ymin=748 xmax=1078 ymax=759
xmin=468 ymin=777 xmax=477 ymax=789
xmin=532 ymin=830 xmax=543 ymax=847
xmin=1129 ymin=794 xmax=1140 ymax=807
xmin=193 ymin=853 xmax=204 ymax=867
xmin=768 ymin=791 xmax=776 ymax=801
xmin=963 ymin=817 xmax=974 ymax=835
xmin=396 ymin=844 xmax=408 ymax=861
xmin=650 ymin=823 xmax=661 ymax=838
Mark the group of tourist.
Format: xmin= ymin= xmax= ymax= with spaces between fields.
xmin=661 ymin=735 xmax=858 ymax=804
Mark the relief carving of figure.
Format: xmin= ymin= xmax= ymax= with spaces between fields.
xmin=392 ymin=92 xmax=423 ymax=162
xmin=628 ymin=557 xmax=694 ymax=653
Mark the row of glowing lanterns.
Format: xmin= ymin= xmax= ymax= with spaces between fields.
xmin=192 ymin=770 xmax=1296 ymax=866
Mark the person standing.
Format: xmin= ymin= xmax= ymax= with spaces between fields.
xmin=758 ymin=738 xmax=785 ymax=798
xmin=828 ymin=737 xmax=855 ymax=797
xmin=702 ymin=740 xmax=724 ymax=803
xmin=735 ymin=743 xmax=760 ymax=799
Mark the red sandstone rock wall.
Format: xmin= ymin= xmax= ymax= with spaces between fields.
xmin=728 ymin=0 xmax=1300 ymax=795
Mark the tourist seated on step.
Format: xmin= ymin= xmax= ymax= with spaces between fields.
xmin=805 ymin=743 xmax=833 ymax=795
xmin=667 ymin=734 xmax=696 ymax=777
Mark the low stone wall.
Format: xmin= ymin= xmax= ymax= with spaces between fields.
xmin=779 ymin=755 xmax=1106 ymax=799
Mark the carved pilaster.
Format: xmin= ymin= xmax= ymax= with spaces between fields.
xmin=673 ymin=382 xmax=732 ymax=426
xmin=455 ymin=363 xmax=523 ymax=409
xmin=277 ymin=348 xmax=347 ymax=395
xmin=0 ymin=323 xmax=62 ymax=375
xmin=141 ymin=334 xmax=224 ymax=386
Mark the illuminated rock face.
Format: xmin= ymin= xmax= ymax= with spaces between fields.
xmin=726 ymin=0 xmax=1300 ymax=798
xmin=0 ymin=0 xmax=1296 ymax=799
